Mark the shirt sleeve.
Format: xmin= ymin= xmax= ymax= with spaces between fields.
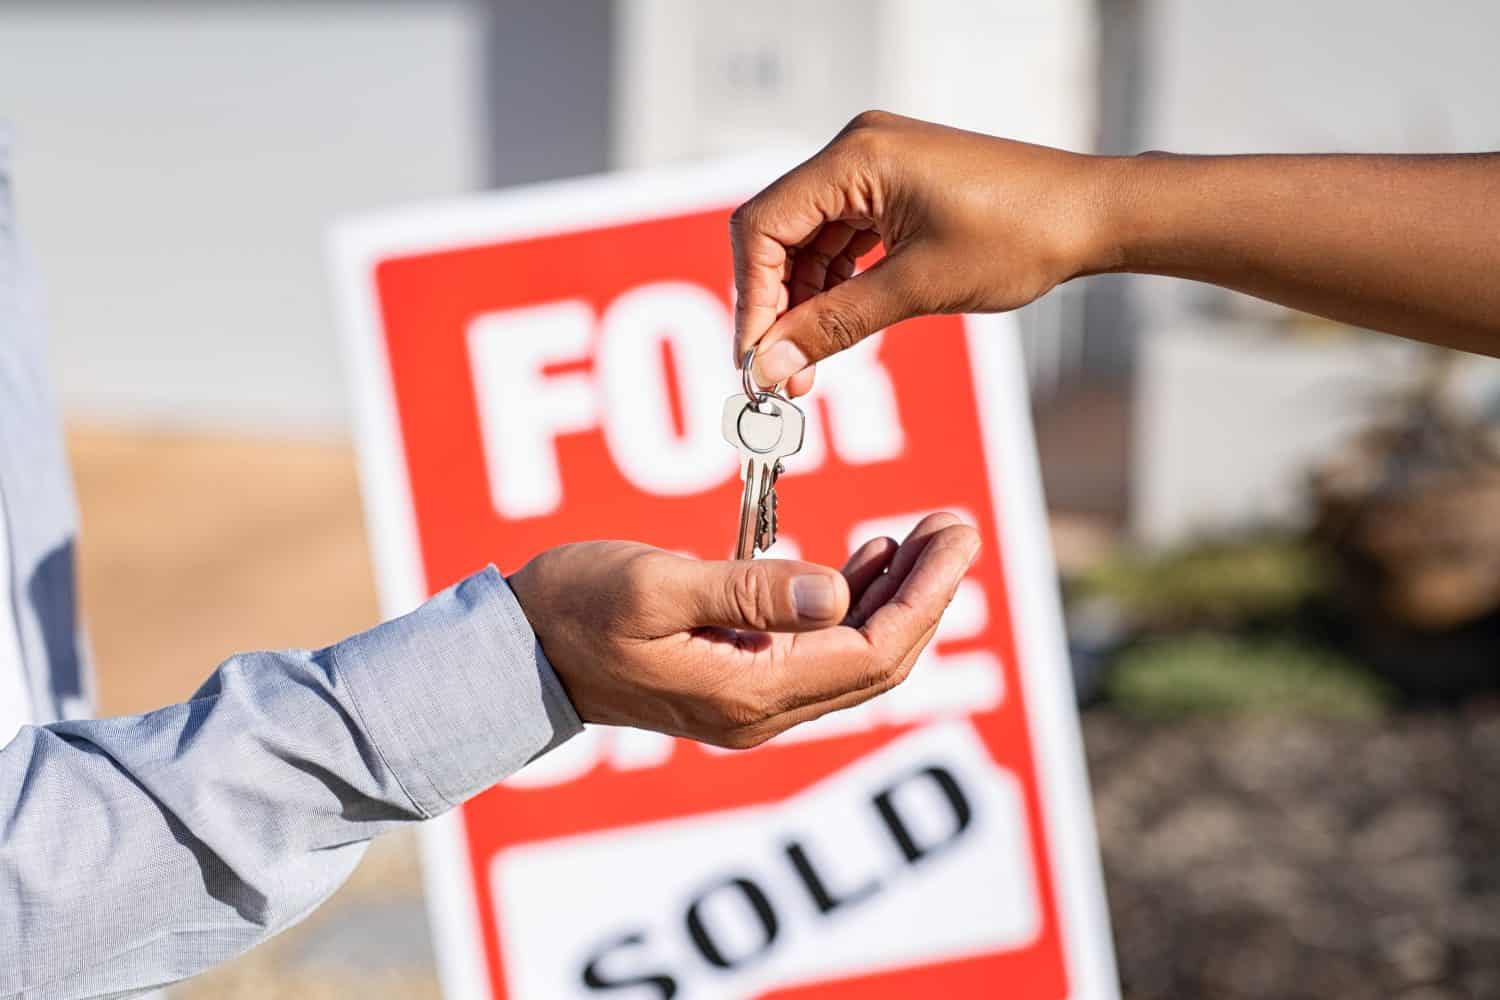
xmin=0 ymin=566 xmax=581 ymax=1000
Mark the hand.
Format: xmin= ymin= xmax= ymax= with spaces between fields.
xmin=508 ymin=513 xmax=980 ymax=749
xmin=730 ymin=110 xmax=1118 ymax=392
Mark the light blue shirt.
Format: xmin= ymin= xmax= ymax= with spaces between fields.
xmin=0 ymin=129 xmax=582 ymax=998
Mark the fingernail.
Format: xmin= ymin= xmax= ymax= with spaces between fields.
xmin=792 ymin=575 xmax=838 ymax=620
xmin=755 ymin=340 xmax=809 ymax=386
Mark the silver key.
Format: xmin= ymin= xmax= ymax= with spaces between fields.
xmin=723 ymin=352 xmax=804 ymax=559
xmin=725 ymin=397 xmax=802 ymax=558
xmin=733 ymin=454 xmax=768 ymax=561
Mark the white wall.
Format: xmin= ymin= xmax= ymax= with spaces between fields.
xmin=0 ymin=2 xmax=486 ymax=434
xmin=1134 ymin=324 xmax=1420 ymax=544
xmin=1145 ymin=0 xmax=1500 ymax=155
xmin=614 ymin=0 xmax=1096 ymax=168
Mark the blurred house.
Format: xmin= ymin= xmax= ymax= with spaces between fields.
xmin=2 ymin=0 xmax=1498 ymax=528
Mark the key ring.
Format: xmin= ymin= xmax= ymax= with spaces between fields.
xmin=742 ymin=348 xmax=786 ymax=413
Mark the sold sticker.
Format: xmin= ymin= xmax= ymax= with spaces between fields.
xmin=496 ymin=723 xmax=1038 ymax=998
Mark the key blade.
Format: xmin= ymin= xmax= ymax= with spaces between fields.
xmin=735 ymin=469 xmax=759 ymax=560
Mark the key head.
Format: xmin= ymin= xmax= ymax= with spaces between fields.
xmin=721 ymin=393 xmax=806 ymax=464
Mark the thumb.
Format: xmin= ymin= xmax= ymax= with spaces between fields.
xmin=674 ymin=559 xmax=851 ymax=633
xmin=751 ymin=251 xmax=923 ymax=387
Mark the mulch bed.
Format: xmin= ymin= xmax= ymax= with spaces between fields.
xmin=1084 ymin=707 xmax=1500 ymax=999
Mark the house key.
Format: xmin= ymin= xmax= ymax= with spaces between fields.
xmin=723 ymin=350 xmax=805 ymax=559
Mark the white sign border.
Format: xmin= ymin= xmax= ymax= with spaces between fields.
xmin=328 ymin=157 xmax=1118 ymax=1000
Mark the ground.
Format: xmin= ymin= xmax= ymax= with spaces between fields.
xmin=1090 ymin=709 xmax=1500 ymax=999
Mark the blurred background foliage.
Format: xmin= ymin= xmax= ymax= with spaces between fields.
xmin=1105 ymin=634 xmax=1388 ymax=721
xmin=1073 ymin=536 xmax=1324 ymax=630
xmin=1067 ymin=348 xmax=1500 ymax=721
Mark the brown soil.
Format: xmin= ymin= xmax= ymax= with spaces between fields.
xmin=70 ymin=426 xmax=381 ymax=716
xmin=1090 ymin=709 xmax=1500 ymax=1000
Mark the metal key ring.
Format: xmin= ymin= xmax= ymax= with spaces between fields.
xmin=741 ymin=348 xmax=786 ymax=412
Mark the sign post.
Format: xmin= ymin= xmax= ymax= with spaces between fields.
xmin=330 ymin=159 xmax=1118 ymax=999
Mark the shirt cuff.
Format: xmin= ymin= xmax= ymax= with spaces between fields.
xmin=331 ymin=566 xmax=583 ymax=818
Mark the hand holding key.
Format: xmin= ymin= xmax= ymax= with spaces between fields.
xmin=730 ymin=111 xmax=1109 ymax=393
xmin=732 ymin=111 xmax=1500 ymax=384
xmin=509 ymin=513 xmax=979 ymax=748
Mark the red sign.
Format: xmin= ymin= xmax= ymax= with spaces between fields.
xmin=331 ymin=162 xmax=1117 ymax=1000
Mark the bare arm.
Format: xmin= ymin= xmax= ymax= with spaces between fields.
xmin=731 ymin=112 xmax=1500 ymax=389
xmin=1107 ymin=152 xmax=1500 ymax=355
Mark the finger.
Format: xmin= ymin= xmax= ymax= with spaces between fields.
xmin=671 ymin=557 xmax=852 ymax=633
xmin=841 ymin=536 xmax=899 ymax=607
xmin=730 ymin=159 xmax=848 ymax=363
xmin=761 ymin=526 xmax=974 ymax=721
xmin=762 ymin=527 xmax=960 ymax=716
xmin=752 ymin=249 xmax=926 ymax=387
xmin=847 ymin=512 xmax=965 ymax=627
xmin=823 ymin=231 xmax=880 ymax=294
xmin=758 ymin=520 xmax=976 ymax=710
xmin=729 ymin=211 xmax=799 ymax=367
xmin=859 ymin=523 xmax=980 ymax=652
xmin=846 ymin=227 xmax=883 ymax=261
xmin=785 ymin=365 xmax=816 ymax=398
xmin=789 ymin=222 xmax=859 ymax=308
xmin=822 ymin=255 xmax=857 ymax=290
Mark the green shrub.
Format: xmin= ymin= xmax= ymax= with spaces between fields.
xmin=1072 ymin=537 xmax=1325 ymax=630
xmin=1106 ymin=633 xmax=1389 ymax=720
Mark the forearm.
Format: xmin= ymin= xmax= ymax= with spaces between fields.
xmin=0 ymin=567 xmax=579 ymax=999
xmin=1096 ymin=152 xmax=1500 ymax=353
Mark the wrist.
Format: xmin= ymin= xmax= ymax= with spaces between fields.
xmin=1093 ymin=151 xmax=1207 ymax=278
xmin=1071 ymin=152 xmax=1148 ymax=278
xmin=506 ymin=556 xmax=597 ymax=725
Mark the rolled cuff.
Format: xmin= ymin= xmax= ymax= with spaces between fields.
xmin=332 ymin=566 xmax=582 ymax=817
